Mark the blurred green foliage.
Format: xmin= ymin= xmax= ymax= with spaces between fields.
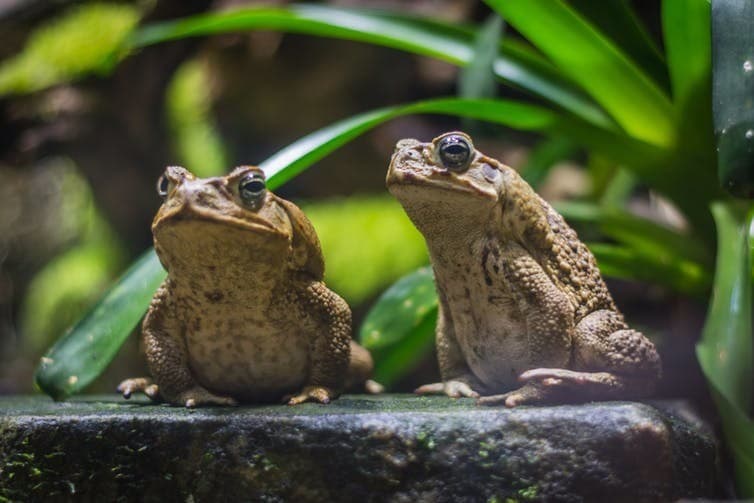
xmin=0 ymin=4 xmax=140 ymax=95
xmin=302 ymin=196 xmax=427 ymax=305
xmin=21 ymin=162 xmax=124 ymax=355
xmin=166 ymin=59 xmax=228 ymax=178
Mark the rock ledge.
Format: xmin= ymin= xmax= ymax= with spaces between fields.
xmin=0 ymin=395 xmax=722 ymax=502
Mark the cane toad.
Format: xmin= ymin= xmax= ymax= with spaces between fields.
xmin=119 ymin=166 xmax=374 ymax=407
xmin=387 ymin=132 xmax=661 ymax=406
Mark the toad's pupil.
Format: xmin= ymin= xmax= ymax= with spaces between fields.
xmin=444 ymin=144 xmax=466 ymax=155
xmin=243 ymin=180 xmax=265 ymax=194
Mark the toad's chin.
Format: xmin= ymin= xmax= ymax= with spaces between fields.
xmin=154 ymin=218 xmax=290 ymax=273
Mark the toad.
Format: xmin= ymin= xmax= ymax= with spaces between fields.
xmin=387 ymin=132 xmax=661 ymax=406
xmin=118 ymin=166 xmax=375 ymax=407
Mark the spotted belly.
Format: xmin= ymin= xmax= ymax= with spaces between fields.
xmin=184 ymin=321 xmax=310 ymax=401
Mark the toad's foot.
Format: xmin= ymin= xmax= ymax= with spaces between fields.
xmin=478 ymin=368 xmax=638 ymax=407
xmin=415 ymin=378 xmax=481 ymax=399
xmin=176 ymin=387 xmax=238 ymax=408
xmin=365 ymin=379 xmax=385 ymax=394
xmin=285 ymin=385 xmax=337 ymax=405
xmin=519 ymin=367 xmax=649 ymax=400
xmin=476 ymin=382 xmax=551 ymax=407
xmin=117 ymin=377 xmax=160 ymax=401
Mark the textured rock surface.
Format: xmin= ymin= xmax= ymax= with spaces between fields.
xmin=0 ymin=395 xmax=722 ymax=502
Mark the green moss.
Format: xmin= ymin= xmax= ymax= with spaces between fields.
xmin=0 ymin=4 xmax=140 ymax=95
xmin=517 ymin=485 xmax=539 ymax=500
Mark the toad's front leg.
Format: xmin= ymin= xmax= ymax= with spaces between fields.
xmin=121 ymin=282 xmax=237 ymax=408
xmin=286 ymin=282 xmax=351 ymax=405
xmin=414 ymin=290 xmax=484 ymax=399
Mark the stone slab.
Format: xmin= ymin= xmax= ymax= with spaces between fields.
xmin=0 ymin=395 xmax=723 ymax=502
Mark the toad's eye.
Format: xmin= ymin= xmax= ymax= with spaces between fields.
xmin=156 ymin=175 xmax=170 ymax=199
xmin=239 ymin=172 xmax=267 ymax=209
xmin=438 ymin=134 xmax=472 ymax=172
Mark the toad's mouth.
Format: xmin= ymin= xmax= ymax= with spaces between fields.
xmin=153 ymin=206 xmax=285 ymax=238
xmin=387 ymin=169 xmax=495 ymax=199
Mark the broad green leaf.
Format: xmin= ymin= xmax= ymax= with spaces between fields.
xmin=360 ymin=267 xmax=438 ymax=385
xmin=486 ymin=0 xmax=675 ymax=147
xmin=361 ymin=267 xmax=436 ymax=349
xmin=696 ymin=202 xmax=754 ymax=496
xmin=711 ymin=0 xmax=754 ymax=198
xmin=697 ymin=203 xmax=753 ymax=409
xmin=35 ymin=249 xmax=166 ymax=400
xmin=370 ymin=313 xmax=437 ymax=387
xmin=128 ymin=4 xmax=612 ymax=128
xmin=568 ymin=0 xmax=668 ymax=91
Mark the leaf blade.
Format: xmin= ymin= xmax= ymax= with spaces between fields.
xmin=486 ymin=0 xmax=675 ymax=146
xmin=696 ymin=202 xmax=754 ymax=496
xmin=34 ymin=249 xmax=166 ymax=399
xmin=128 ymin=4 xmax=612 ymax=128
xmin=697 ymin=202 xmax=753 ymax=409
xmin=359 ymin=267 xmax=438 ymax=386
xmin=459 ymin=14 xmax=504 ymax=100
xmin=568 ymin=0 xmax=668 ymax=91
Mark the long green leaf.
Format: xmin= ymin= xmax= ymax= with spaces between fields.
xmin=568 ymin=0 xmax=669 ymax=91
xmin=260 ymin=96 xmax=630 ymax=187
xmin=127 ymin=4 xmax=612 ymax=128
xmin=696 ymin=202 xmax=754 ymax=497
xmin=588 ymin=243 xmax=710 ymax=296
xmin=663 ymin=0 xmax=712 ymax=114
xmin=486 ymin=0 xmax=675 ymax=146
xmin=556 ymin=201 xmax=713 ymax=267
xmin=34 ymin=249 xmax=166 ymax=399
xmin=459 ymin=14 xmax=504 ymax=100
xmin=697 ymin=203 xmax=753 ymax=408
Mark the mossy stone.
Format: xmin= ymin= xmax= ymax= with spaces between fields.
xmin=0 ymin=395 xmax=723 ymax=502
